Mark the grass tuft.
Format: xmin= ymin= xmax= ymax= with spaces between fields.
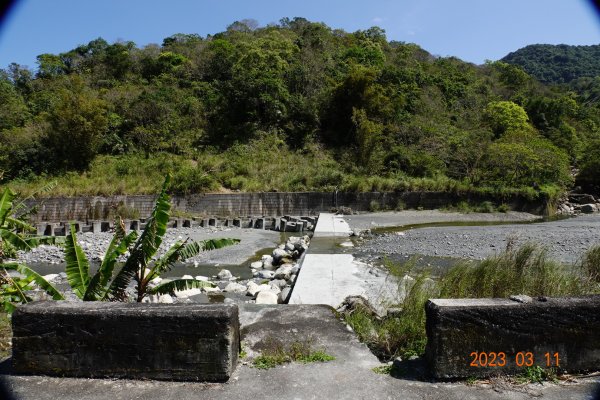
xmin=252 ymin=337 xmax=335 ymax=369
xmin=343 ymin=244 xmax=600 ymax=363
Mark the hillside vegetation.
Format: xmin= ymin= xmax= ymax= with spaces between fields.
xmin=1 ymin=18 xmax=599 ymax=199
xmin=502 ymin=44 xmax=600 ymax=84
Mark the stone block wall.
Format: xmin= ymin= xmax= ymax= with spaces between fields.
xmin=24 ymin=191 xmax=547 ymax=222
xmin=12 ymin=302 xmax=240 ymax=382
xmin=425 ymin=296 xmax=600 ymax=379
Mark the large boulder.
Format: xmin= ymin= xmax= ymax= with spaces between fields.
xmin=279 ymin=287 xmax=291 ymax=304
xmin=272 ymin=248 xmax=289 ymax=262
xmin=255 ymin=291 xmax=278 ymax=304
xmin=581 ymin=203 xmax=598 ymax=214
xmin=258 ymin=270 xmax=275 ymax=279
xmin=174 ymin=288 xmax=202 ymax=298
xmin=217 ymin=269 xmax=233 ymax=280
xmin=250 ymin=261 xmax=263 ymax=270
xmin=246 ymin=281 xmax=260 ymax=297
xmin=274 ymin=264 xmax=294 ymax=280
xmin=224 ymin=282 xmax=246 ymax=293
xmin=568 ymin=193 xmax=597 ymax=204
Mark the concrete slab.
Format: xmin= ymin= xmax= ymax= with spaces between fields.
xmin=1 ymin=304 xmax=598 ymax=400
xmin=314 ymin=212 xmax=352 ymax=236
xmin=289 ymin=254 xmax=368 ymax=307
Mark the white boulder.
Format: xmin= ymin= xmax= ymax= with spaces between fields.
xmin=274 ymin=264 xmax=293 ymax=280
xmin=217 ymin=269 xmax=233 ymax=280
xmin=224 ymin=282 xmax=246 ymax=293
xmin=256 ymin=291 xmax=278 ymax=304
xmin=250 ymin=261 xmax=263 ymax=269
xmin=258 ymin=270 xmax=275 ymax=279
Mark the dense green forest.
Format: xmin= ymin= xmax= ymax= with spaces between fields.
xmin=502 ymin=44 xmax=600 ymax=84
xmin=1 ymin=18 xmax=599 ymax=199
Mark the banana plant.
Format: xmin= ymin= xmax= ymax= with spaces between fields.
xmin=0 ymin=186 xmax=65 ymax=312
xmin=0 ymin=186 xmax=62 ymax=258
xmin=0 ymin=263 xmax=65 ymax=312
xmin=66 ymin=175 xmax=240 ymax=302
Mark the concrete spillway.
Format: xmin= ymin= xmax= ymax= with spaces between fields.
xmin=289 ymin=213 xmax=367 ymax=307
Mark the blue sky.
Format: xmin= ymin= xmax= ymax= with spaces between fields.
xmin=0 ymin=0 xmax=599 ymax=70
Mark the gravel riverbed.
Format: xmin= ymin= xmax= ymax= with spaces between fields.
xmin=12 ymin=226 xmax=283 ymax=266
xmin=349 ymin=212 xmax=600 ymax=264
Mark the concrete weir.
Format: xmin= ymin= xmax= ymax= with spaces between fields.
xmin=289 ymin=213 xmax=364 ymax=307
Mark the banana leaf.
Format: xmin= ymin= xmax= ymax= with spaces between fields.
xmin=87 ymin=230 xmax=137 ymax=301
xmin=0 ymin=228 xmax=32 ymax=251
xmin=1 ymin=263 xmax=64 ymax=300
xmin=64 ymin=223 xmax=90 ymax=298
xmin=0 ymin=187 xmax=15 ymax=225
xmin=107 ymin=175 xmax=171 ymax=299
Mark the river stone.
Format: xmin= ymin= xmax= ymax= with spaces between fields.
xmin=262 ymin=260 xmax=276 ymax=271
xmin=258 ymin=270 xmax=275 ymax=279
xmin=279 ymin=287 xmax=291 ymax=304
xmin=255 ymin=284 xmax=272 ymax=294
xmin=580 ymin=203 xmax=598 ymax=214
xmin=158 ymin=294 xmax=174 ymax=304
xmin=274 ymin=265 xmax=293 ymax=280
xmin=181 ymin=274 xmax=194 ymax=280
xmin=272 ymin=248 xmax=289 ymax=261
xmin=195 ymin=275 xmax=210 ymax=281
xmin=42 ymin=274 xmax=59 ymax=283
xmin=269 ymin=279 xmax=287 ymax=289
xmin=203 ymin=287 xmax=221 ymax=293
xmin=246 ymin=281 xmax=260 ymax=296
xmin=217 ymin=269 xmax=233 ymax=280
xmin=250 ymin=261 xmax=263 ymax=270
xmin=267 ymin=284 xmax=281 ymax=295
xmin=569 ymin=194 xmax=597 ymax=204
xmin=285 ymin=242 xmax=295 ymax=252
xmin=173 ymin=288 xmax=202 ymax=299
xmin=261 ymin=255 xmax=274 ymax=264
xmin=224 ymin=282 xmax=246 ymax=293
xmin=150 ymin=277 xmax=163 ymax=285
xmin=255 ymin=291 xmax=278 ymax=304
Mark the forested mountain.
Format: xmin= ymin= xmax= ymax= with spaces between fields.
xmin=1 ymin=18 xmax=599 ymax=198
xmin=502 ymin=44 xmax=600 ymax=84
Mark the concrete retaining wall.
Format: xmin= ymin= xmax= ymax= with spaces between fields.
xmin=25 ymin=191 xmax=547 ymax=222
xmin=425 ymin=296 xmax=600 ymax=379
xmin=12 ymin=302 xmax=240 ymax=382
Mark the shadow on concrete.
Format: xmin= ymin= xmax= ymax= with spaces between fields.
xmin=389 ymin=357 xmax=430 ymax=381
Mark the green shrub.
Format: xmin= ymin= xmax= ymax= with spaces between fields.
xmin=580 ymin=245 xmax=600 ymax=284
xmin=343 ymin=258 xmax=436 ymax=360
xmin=440 ymin=243 xmax=594 ymax=298
xmin=476 ymin=201 xmax=495 ymax=213
xmin=369 ymin=200 xmax=381 ymax=212
xmin=497 ymin=203 xmax=510 ymax=213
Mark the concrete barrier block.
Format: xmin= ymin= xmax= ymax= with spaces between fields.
xmin=12 ymin=302 xmax=240 ymax=382
xmin=425 ymin=296 xmax=600 ymax=379
xmin=36 ymin=224 xmax=47 ymax=236
xmin=92 ymin=221 xmax=103 ymax=234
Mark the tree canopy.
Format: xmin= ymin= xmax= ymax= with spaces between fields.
xmin=0 ymin=19 xmax=599 ymax=197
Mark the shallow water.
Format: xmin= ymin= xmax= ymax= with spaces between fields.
xmin=369 ymin=214 xmax=572 ymax=235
